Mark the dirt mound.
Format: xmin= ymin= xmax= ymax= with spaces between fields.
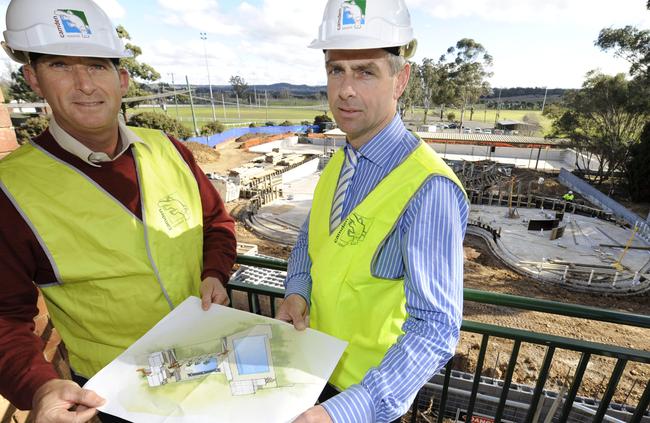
xmin=184 ymin=141 xmax=221 ymax=164
xmin=236 ymin=133 xmax=258 ymax=143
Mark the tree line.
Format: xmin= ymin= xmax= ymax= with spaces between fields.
xmin=546 ymin=0 xmax=650 ymax=202
xmin=400 ymin=38 xmax=493 ymax=127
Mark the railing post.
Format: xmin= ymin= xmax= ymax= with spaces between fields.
xmin=524 ymin=346 xmax=556 ymax=423
xmin=436 ymin=361 xmax=453 ymax=423
xmin=466 ymin=335 xmax=490 ymax=421
xmin=630 ymin=379 xmax=650 ymax=423
xmin=593 ymin=359 xmax=627 ymax=422
xmin=494 ymin=340 xmax=521 ymax=422
xmin=557 ymin=352 xmax=591 ymax=423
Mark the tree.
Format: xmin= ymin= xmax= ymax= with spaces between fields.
xmin=15 ymin=116 xmax=49 ymax=144
xmin=446 ymin=112 xmax=456 ymax=122
xmin=400 ymin=61 xmax=423 ymax=118
xmin=0 ymin=80 xmax=10 ymax=102
xmin=596 ymin=1 xmax=650 ymax=80
xmin=116 ymin=25 xmax=160 ymax=119
xmin=522 ymin=113 xmax=542 ymax=134
xmin=419 ymin=57 xmax=454 ymax=124
xmin=8 ymin=68 xmax=40 ymax=102
xmin=278 ymin=88 xmax=291 ymax=99
xmin=549 ymin=72 xmax=650 ymax=184
xmin=229 ymin=75 xmax=249 ymax=100
xmin=314 ymin=114 xmax=333 ymax=125
xmin=626 ymin=122 xmax=650 ymax=201
xmin=443 ymin=39 xmax=493 ymax=131
xmin=200 ymin=121 xmax=226 ymax=136
xmin=127 ymin=112 xmax=192 ymax=140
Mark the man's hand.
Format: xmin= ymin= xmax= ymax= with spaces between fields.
xmin=293 ymin=405 xmax=333 ymax=423
xmin=275 ymin=294 xmax=308 ymax=330
xmin=200 ymin=276 xmax=229 ymax=310
xmin=32 ymin=379 xmax=105 ymax=423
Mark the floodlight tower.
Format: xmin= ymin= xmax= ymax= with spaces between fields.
xmin=200 ymin=32 xmax=217 ymax=121
xmin=168 ymin=73 xmax=179 ymax=119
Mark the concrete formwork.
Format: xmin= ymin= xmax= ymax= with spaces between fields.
xmin=468 ymin=205 xmax=650 ymax=295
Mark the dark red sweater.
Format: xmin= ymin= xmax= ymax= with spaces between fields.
xmin=0 ymin=129 xmax=237 ymax=410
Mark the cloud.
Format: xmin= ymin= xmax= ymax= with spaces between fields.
xmin=409 ymin=0 xmax=650 ymax=26
xmin=140 ymin=34 xmax=326 ymax=86
xmin=149 ymin=0 xmax=326 ymax=85
xmin=156 ymin=0 xmax=242 ymax=35
xmin=94 ymin=0 xmax=126 ymax=19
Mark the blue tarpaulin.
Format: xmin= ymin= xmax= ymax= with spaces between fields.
xmin=186 ymin=125 xmax=308 ymax=148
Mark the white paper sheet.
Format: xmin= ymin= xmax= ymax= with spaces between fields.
xmin=84 ymin=296 xmax=347 ymax=422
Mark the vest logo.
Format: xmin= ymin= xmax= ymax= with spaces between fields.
xmin=337 ymin=0 xmax=366 ymax=30
xmin=158 ymin=194 xmax=190 ymax=231
xmin=53 ymin=9 xmax=92 ymax=39
xmin=334 ymin=212 xmax=373 ymax=247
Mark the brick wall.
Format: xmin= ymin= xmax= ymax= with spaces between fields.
xmin=0 ymin=90 xmax=18 ymax=155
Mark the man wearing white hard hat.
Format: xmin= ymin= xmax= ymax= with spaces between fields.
xmin=276 ymin=1 xmax=468 ymax=422
xmin=0 ymin=0 xmax=236 ymax=422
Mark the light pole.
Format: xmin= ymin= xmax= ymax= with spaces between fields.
xmin=186 ymin=75 xmax=199 ymax=137
xmin=541 ymin=86 xmax=548 ymax=114
xmin=200 ymin=32 xmax=217 ymax=122
xmin=168 ymin=72 xmax=179 ymax=119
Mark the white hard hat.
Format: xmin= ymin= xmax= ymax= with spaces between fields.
xmin=568 ymin=191 xmax=573 ymax=194
xmin=309 ymin=0 xmax=417 ymax=59
xmin=2 ymin=0 xmax=131 ymax=64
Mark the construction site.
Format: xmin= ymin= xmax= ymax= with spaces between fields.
xmin=1 ymin=115 xmax=649 ymax=422
xmin=199 ymin=126 xmax=649 ymax=423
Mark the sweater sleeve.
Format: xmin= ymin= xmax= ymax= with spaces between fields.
xmin=168 ymin=137 xmax=237 ymax=284
xmin=0 ymin=189 xmax=59 ymax=410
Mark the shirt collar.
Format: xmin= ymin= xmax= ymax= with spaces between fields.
xmin=48 ymin=116 xmax=147 ymax=167
xmin=353 ymin=114 xmax=410 ymax=167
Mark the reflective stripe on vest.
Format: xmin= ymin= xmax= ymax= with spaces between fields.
xmin=308 ymin=142 xmax=466 ymax=390
xmin=0 ymin=127 xmax=203 ymax=377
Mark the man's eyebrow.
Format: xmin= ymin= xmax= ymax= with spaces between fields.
xmin=325 ymin=61 xmax=382 ymax=72
xmin=350 ymin=62 xmax=380 ymax=72
xmin=325 ymin=60 xmax=343 ymax=68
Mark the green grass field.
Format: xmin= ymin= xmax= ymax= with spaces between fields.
xmin=403 ymin=107 xmax=553 ymax=134
xmin=134 ymin=104 xmax=329 ymax=129
xmin=133 ymin=103 xmax=552 ymax=134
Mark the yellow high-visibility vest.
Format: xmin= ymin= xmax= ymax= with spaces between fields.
xmin=308 ymin=141 xmax=466 ymax=390
xmin=0 ymin=127 xmax=203 ymax=377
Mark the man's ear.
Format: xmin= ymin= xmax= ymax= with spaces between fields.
xmin=118 ymin=68 xmax=130 ymax=97
xmin=394 ymin=62 xmax=411 ymax=100
xmin=22 ymin=64 xmax=44 ymax=98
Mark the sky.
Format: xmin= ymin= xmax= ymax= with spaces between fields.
xmin=1 ymin=0 xmax=649 ymax=89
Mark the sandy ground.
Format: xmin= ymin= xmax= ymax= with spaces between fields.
xmin=196 ymin=143 xmax=650 ymax=412
xmin=198 ymin=138 xmax=262 ymax=175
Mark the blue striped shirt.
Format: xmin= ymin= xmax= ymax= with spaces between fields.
xmin=285 ymin=115 xmax=468 ymax=423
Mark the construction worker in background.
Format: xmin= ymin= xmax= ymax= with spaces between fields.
xmin=563 ymin=190 xmax=575 ymax=201
xmin=0 ymin=1 xmax=236 ymax=422
xmin=276 ymin=1 xmax=468 ymax=422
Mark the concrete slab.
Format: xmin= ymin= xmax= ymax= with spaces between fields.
xmin=470 ymin=205 xmax=650 ymax=294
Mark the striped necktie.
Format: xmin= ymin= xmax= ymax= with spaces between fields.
xmin=330 ymin=146 xmax=359 ymax=233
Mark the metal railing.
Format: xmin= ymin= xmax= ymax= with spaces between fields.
xmin=230 ymin=255 xmax=650 ymax=423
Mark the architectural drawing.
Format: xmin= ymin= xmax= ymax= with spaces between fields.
xmin=138 ymin=324 xmax=277 ymax=396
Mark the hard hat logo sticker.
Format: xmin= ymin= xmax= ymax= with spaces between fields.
xmin=53 ymin=9 xmax=92 ymax=39
xmin=337 ymin=0 xmax=366 ymax=30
